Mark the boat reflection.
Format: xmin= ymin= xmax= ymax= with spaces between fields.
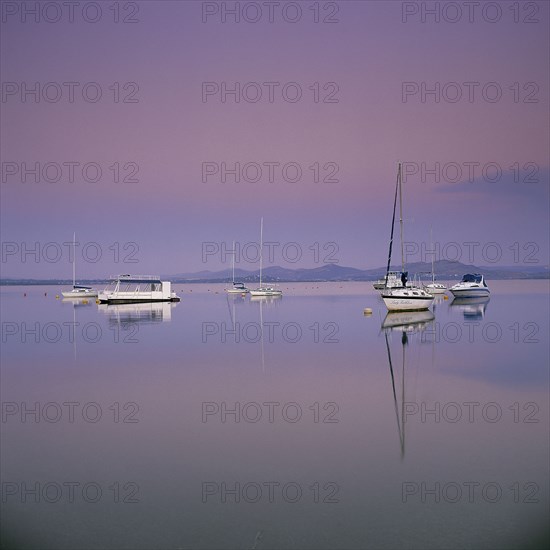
xmin=249 ymin=294 xmax=283 ymax=304
xmin=97 ymin=301 xmax=177 ymax=324
xmin=450 ymin=296 xmax=490 ymax=320
xmin=249 ymin=293 xmax=282 ymax=371
xmin=61 ymin=297 xmax=94 ymax=307
xmin=381 ymin=311 xmax=435 ymax=459
xmin=381 ymin=310 xmax=435 ymax=332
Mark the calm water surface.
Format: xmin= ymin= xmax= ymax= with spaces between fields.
xmin=1 ymin=281 xmax=549 ymax=549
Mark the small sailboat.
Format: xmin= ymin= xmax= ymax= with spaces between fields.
xmin=381 ymin=164 xmax=434 ymax=312
xmin=225 ymin=241 xmax=249 ymax=294
xmin=424 ymin=228 xmax=447 ymax=294
xmin=61 ymin=233 xmax=98 ymax=298
xmin=249 ymin=218 xmax=283 ymax=297
xmin=373 ymin=271 xmax=402 ymax=290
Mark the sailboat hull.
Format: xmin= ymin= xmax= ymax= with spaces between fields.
xmin=62 ymin=289 xmax=98 ymax=298
xmin=381 ymin=293 xmax=434 ymax=312
xmin=249 ymin=289 xmax=282 ymax=297
xmin=424 ymin=284 xmax=447 ymax=294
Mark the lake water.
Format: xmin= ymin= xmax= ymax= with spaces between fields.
xmin=1 ymin=281 xmax=548 ymax=550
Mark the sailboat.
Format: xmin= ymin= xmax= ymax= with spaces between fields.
xmin=225 ymin=240 xmax=249 ymax=294
xmin=249 ymin=218 xmax=283 ymax=297
xmin=424 ymin=228 xmax=447 ymax=294
xmin=61 ymin=233 xmax=98 ymax=298
xmin=381 ymin=164 xmax=434 ymax=311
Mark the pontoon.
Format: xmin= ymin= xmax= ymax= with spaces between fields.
xmin=97 ymin=275 xmax=180 ymax=304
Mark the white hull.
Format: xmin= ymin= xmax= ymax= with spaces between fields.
xmin=62 ymin=289 xmax=98 ymax=298
xmin=225 ymin=288 xmax=249 ymax=294
xmin=449 ymin=288 xmax=490 ymax=298
xmin=98 ymin=276 xmax=180 ymax=304
xmin=424 ymin=284 xmax=447 ymax=294
xmin=382 ymin=296 xmax=434 ymax=311
xmin=249 ymin=288 xmax=282 ymax=297
xmin=381 ymin=287 xmax=434 ymax=312
xmin=97 ymin=291 xmax=180 ymax=304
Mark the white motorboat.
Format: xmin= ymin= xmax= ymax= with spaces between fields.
xmin=225 ymin=241 xmax=250 ymax=294
xmin=62 ymin=232 xmax=98 ymax=298
xmin=380 ymin=164 xmax=434 ymax=312
xmin=449 ymin=274 xmax=490 ymax=298
xmin=250 ymin=218 xmax=283 ymax=297
xmin=373 ymin=271 xmax=402 ymax=290
xmin=97 ymin=275 xmax=180 ymax=304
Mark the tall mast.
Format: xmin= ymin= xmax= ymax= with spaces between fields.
xmin=398 ymin=163 xmax=404 ymax=273
xmin=72 ymin=231 xmax=76 ymax=287
xmin=232 ymin=240 xmax=235 ymax=284
xmin=384 ymin=165 xmax=400 ymax=287
xmin=430 ymin=227 xmax=435 ymax=284
xmin=259 ymin=217 xmax=263 ymax=287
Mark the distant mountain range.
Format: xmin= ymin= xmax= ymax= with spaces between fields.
xmin=2 ymin=261 xmax=548 ymax=285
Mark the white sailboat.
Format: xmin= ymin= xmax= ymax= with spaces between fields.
xmin=61 ymin=233 xmax=98 ymax=298
xmin=225 ymin=240 xmax=249 ymax=294
xmin=373 ymin=271 xmax=402 ymax=291
xmin=424 ymin=228 xmax=447 ymax=294
xmin=249 ymin=218 xmax=283 ymax=297
xmin=381 ymin=164 xmax=434 ymax=312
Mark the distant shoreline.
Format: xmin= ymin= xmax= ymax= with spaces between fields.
xmin=2 ymin=260 xmax=548 ymax=286
xmin=2 ymin=276 xmax=549 ymax=286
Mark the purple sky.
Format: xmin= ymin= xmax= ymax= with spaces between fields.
xmin=1 ymin=0 xmax=549 ymax=278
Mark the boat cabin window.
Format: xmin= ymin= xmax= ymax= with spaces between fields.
xmin=462 ymin=274 xmax=482 ymax=283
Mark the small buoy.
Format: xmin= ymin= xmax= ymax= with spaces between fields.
xmin=44 ymin=292 xmax=47 ymax=296
xmin=95 ymin=299 xmax=100 ymax=304
xmin=56 ymin=295 xmax=59 ymax=299
xmin=444 ymin=295 xmax=449 ymax=300
xmin=24 ymin=293 xmax=26 ymax=297
xmin=363 ymin=308 xmax=373 ymax=315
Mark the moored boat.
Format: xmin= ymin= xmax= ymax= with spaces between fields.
xmin=62 ymin=232 xmax=98 ymax=298
xmin=373 ymin=271 xmax=402 ymax=290
xmin=380 ymin=163 xmax=434 ymax=312
xmin=225 ymin=241 xmax=250 ymax=294
xmin=97 ymin=275 xmax=180 ymax=304
xmin=449 ymin=274 xmax=490 ymax=298
xmin=250 ymin=218 xmax=283 ymax=297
